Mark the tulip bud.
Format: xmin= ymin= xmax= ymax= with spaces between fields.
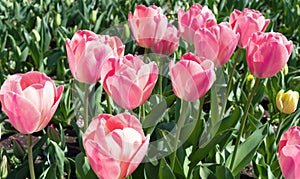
xmin=276 ymin=90 xmax=299 ymax=114
xmin=90 ymin=10 xmax=97 ymax=24
xmin=0 ymin=155 xmax=8 ymax=178
xmin=282 ymin=64 xmax=288 ymax=75
xmin=55 ymin=13 xmax=61 ymax=27
xmin=11 ymin=137 xmax=25 ymax=159
xmin=123 ymin=23 xmax=130 ymax=39
xmin=32 ymin=29 xmax=40 ymax=42
xmin=47 ymin=124 xmax=61 ymax=144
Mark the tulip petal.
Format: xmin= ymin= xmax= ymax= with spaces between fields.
xmin=107 ymin=75 xmax=143 ymax=110
xmin=85 ymin=140 xmax=121 ymax=179
xmin=2 ymin=92 xmax=40 ymax=134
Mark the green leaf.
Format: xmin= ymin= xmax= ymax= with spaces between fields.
xmin=189 ymin=129 xmax=234 ymax=168
xmin=159 ymin=158 xmax=176 ymax=179
xmin=49 ymin=141 xmax=65 ymax=178
xmin=215 ymin=165 xmax=234 ymax=179
xmin=75 ymin=152 xmax=98 ymax=179
xmin=226 ymin=124 xmax=268 ymax=176
xmin=143 ymin=98 xmax=168 ymax=134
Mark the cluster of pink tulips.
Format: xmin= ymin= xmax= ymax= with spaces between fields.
xmin=0 ymin=2 xmax=297 ymax=179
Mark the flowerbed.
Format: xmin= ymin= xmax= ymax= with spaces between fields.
xmin=0 ymin=0 xmax=299 ymax=179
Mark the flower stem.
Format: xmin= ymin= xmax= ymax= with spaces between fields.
xmin=171 ymin=100 xmax=188 ymax=170
xmin=84 ymin=84 xmax=90 ymax=132
xmin=229 ymin=78 xmax=260 ymax=170
xmin=192 ymin=97 xmax=205 ymax=153
xmin=28 ymin=134 xmax=35 ymax=179
xmin=105 ymin=92 xmax=112 ymax=115
xmin=159 ymin=61 xmax=163 ymax=100
xmin=220 ymin=48 xmax=242 ymax=118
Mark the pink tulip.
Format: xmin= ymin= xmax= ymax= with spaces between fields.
xmin=151 ymin=23 xmax=180 ymax=56
xmin=278 ymin=126 xmax=300 ymax=179
xmin=178 ymin=3 xmax=216 ymax=43
xmin=246 ymin=32 xmax=293 ymax=78
xmin=169 ymin=52 xmax=216 ymax=102
xmin=229 ymin=8 xmax=270 ymax=48
xmin=66 ymin=30 xmax=124 ymax=84
xmin=0 ymin=71 xmax=64 ymax=134
xmin=101 ymin=54 xmax=158 ymax=110
xmin=194 ymin=22 xmax=240 ymax=67
xmin=83 ymin=113 xmax=150 ymax=179
xmin=128 ymin=5 xmax=168 ymax=48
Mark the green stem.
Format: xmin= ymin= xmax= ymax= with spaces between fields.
xmin=84 ymin=84 xmax=89 ymax=132
xmin=192 ymin=97 xmax=205 ymax=152
xmin=159 ymin=61 xmax=163 ymax=100
xmin=220 ymin=48 xmax=242 ymax=118
xmin=28 ymin=134 xmax=35 ymax=179
xmin=229 ymin=78 xmax=260 ymax=170
xmin=105 ymin=92 xmax=112 ymax=115
xmin=171 ymin=100 xmax=189 ymax=170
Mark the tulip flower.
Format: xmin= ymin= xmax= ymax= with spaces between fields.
xmin=151 ymin=23 xmax=180 ymax=56
xmin=229 ymin=8 xmax=270 ymax=48
xmin=246 ymin=32 xmax=293 ymax=78
xmin=169 ymin=52 xmax=216 ymax=102
xmin=0 ymin=71 xmax=64 ymax=134
xmin=66 ymin=30 xmax=124 ymax=84
xmin=83 ymin=113 xmax=150 ymax=179
xmin=276 ymin=90 xmax=299 ymax=114
xmin=101 ymin=54 xmax=158 ymax=110
xmin=178 ymin=3 xmax=216 ymax=43
xmin=128 ymin=4 xmax=168 ymax=48
xmin=194 ymin=22 xmax=240 ymax=67
xmin=278 ymin=126 xmax=300 ymax=179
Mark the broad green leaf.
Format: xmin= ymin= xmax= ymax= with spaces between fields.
xmin=159 ymin=158 xmax=176 ymax=179
xmin=226 ymin=124 xmax=268 ymax=176
xmin=189 ymin=129 xmax=233 ymax=168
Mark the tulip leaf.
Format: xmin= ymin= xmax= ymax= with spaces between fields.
xmin=159 ymin=157 xmax=176 ymax=179
xmin=49 ymin=141 xmax=65 ymax=178
xmin=75 ymin=152 xmax=98 ymax=179
xmin=225 ymin=124 xmax=268 ymax=176
xmin=276 ymin=108 xmax=300 ymax=143
xmin=189 ymin=129 xmax=234 ymax=168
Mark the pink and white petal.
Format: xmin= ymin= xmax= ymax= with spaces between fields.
xmin=108 ymin=76 xmax=143 ymax=110
xmin=84 ymin=140 xmax=121 ymax=179
xmin=125 ymin=135 xmax=150 ymax=177
xmin=3 ymin=92 xmax=40 ymax=134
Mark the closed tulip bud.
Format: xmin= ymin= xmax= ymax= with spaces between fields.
xmin=90 ymin=10 xmax=97 ymax=24
xmin=47 ymin=124 xmax=60 ymax=144
xmin=194 ymin=22 xmax=240 ymax=67
xmin=123 ymin=23 xmax=130 ymax=39
xmin=101 ymin=54 xmax=158 ymax=110
xmin=246 ymin=32 xmax=293 ymax=78
xmin=169 ymin=52 xmax=216 ymax=102
xmin=178 ymin=3 xmax=216 ymax=43
xmin=282 ymin=64 xmax=289 ymax=75
xmin=66 ymin=30 xmax=124 ymax=84
xmin=55 ymin=13 xmax=61 ymax=26
xmin=229 ymin=8 xmax=270 ymax=48
xmin=0 ymin=155 xmax=8 ymax=178
xmin=276 ymin=90 xmax=299 ymax=114
xmin=128 ymin=5 xmax=168 ymax=48
xmin=32 ymin=29 xmax=40 ymax=42
xmin=11 ymin=137 xmax=25 ymax=159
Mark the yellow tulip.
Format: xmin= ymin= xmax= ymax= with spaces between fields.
xmin=276 ymin=90 xmax=299 ymax=114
